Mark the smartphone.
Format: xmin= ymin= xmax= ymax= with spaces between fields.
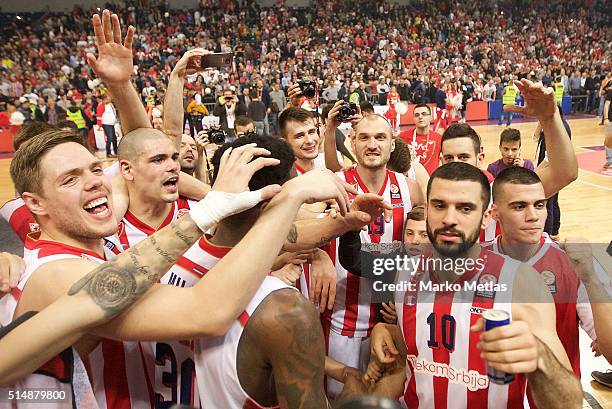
xmin=607 ymin=240 xmax=612 ymax=257
xmin=200 ymin=53 xmax=234 ymax=69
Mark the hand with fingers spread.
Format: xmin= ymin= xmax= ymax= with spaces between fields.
xmin=0 ymin=252 xmax=25 ymax=297
xmin=283 ymin=169 xmax=357 ymax=216
xmin=188 ymin=143 xmax=282 ymax=231
xmin=309 ymin=249 xmax=338 ymax=312
xmin=171 ymin=48 xmax=211 ymax=80
xmin=471 ymin=318 xmax=539 ymax=374
xmin=504 ymin=79 xmax=557 ymax=121
xmin=270 ymin=263 xmax=302 ymax=285
xmin=86 ymin=9 xmax=135 ymax=85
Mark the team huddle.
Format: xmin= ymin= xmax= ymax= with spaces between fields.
xmin=0 ymin=10 xmax=611 ymax=409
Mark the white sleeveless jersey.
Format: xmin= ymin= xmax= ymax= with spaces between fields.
xmin=0 ymin=232 xmax=154 ymax=409
xmin=0 ymin=197 xmax=39 ymax=243
xmin=321 ymin=167 xmax=412 ymax=338
xmin=395 ymin=248 xmax=528 ymax=409
xmin=195 ymin=276 xmax=292 ymax=409
xmin=118 ymin=197 xmax=203 ymax=408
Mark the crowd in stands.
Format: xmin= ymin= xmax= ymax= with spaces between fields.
xmin=0 ymin=0 xmax=611 ymax=134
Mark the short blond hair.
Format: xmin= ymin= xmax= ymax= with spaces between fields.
xmin=10 ymin=129 xmax=84 ymax=195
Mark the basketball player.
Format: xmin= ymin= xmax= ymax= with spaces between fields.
xmin=5 ymin=129 xmax=354 ymax=408
xmin=320 ymin=113 xmax=425 ymax=397
xmin=489 ymin=166 xmax=612 ymax=371
xmin=365 ymin=162 xmax=583 ymax=409
xmin=193 ymin=135 xmax=391 ymax=408
xmin=400 ymin=104 xmax=442 ymax=176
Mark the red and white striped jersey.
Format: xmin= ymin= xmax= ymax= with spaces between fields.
xmin=0 ymin=232 xmax=155 ymax=409
xmin=0 ymin=197 xmax=38 ymax=243
xmin=396 ymin=248 xmax=528 ymax=409
xmin=118 ymin=197 xmax=203 ymax=408
xmin=322 ymin=167 xmax=413 ymax=338
xmin=487 ymin=234 xmax=612 ymax=379
xmin=195 ymin=276 xmax=291 ymax=409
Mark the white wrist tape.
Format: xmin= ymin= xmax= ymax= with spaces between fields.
xmin=189 ymin=190 xmax=264 ymax=232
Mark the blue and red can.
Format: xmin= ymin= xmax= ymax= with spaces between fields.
xmin=482 ymin=309 xmax=515 ymax=384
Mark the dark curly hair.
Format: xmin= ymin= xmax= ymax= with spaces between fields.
xmin=211 ymin=134 xmax=296 ymax=192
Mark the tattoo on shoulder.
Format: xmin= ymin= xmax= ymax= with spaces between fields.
xmin=287 ymin=223 xmax=298 ymax=243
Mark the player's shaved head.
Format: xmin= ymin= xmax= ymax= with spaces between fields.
xmin=353 ymin=114 xmax=393 ymax=138
xmin=118 ymin=128 xmax=168 ymax=162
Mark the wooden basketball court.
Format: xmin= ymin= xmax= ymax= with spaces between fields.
xmin=0 ymin=116 xmax=610 ymax=406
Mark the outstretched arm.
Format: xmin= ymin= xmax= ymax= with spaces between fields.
xmin=86 ymin=10 xmax=150 ymax=133
xmin=4 ymin=145 xmax=281 ymax=385
xmin=504 ymin=79 xmax=577 ymax=198
xmin=164 ymin=48 xmax=210 ymax=149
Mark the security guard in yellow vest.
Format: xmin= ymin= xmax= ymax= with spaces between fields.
xmin=66 ymin=101 xmax=91 ymax=149
xmin=553 ymin=78 xmax=564 ymax=103
xmin=498 ymin=81 xmax=519 ymax=126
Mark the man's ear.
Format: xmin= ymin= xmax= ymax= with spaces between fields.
xmin=482 ymin=207 xmax=494 ymax=230
xmin=21 ymin=192 xmax=47 ymax=218
xmin=119 ymin=159 xmax=134 ymax=182
xmin=477 ymin=147 xmax=485 ymax=168
xmin=390 ymin=138 xmax=396 ymax=153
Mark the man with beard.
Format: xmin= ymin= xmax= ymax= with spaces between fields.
xmin=320 ymin=113 xmax=425 ymax=398
xmin=178 ymin=133 xmax=199 ymax=176
xmin=360 ymin=162 xmax=583 ymax=409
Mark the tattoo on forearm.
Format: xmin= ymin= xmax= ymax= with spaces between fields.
xmin=149 ymin=236 xmax=175 ymax=264
xmin=313 ymin=235 xmax=336 ymax=248
xmin=287 ymin=223 xmax=298 ymax=243
xmin=171 ymin=222 xmax=195 ymax=245
xmin=67 ymin=217 xmax=201 ymax=317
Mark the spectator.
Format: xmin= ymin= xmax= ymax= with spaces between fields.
xmin=487 ymin=128 xmax=535 ymax=178
xmin=186 ymin=93 xmax=209 ymax=137
xmin=213 ymin=88 xmax=247 ymax=140
xmin=96 ymin=94 xmax=118 ymax=157
xmin=269 ymin=83 xmax=285 ymax=135
xmin=66 ymin=100 xmax=93 ymax=149
xmin=483 ymin=79 xmax=496 ymax=101
xmin=234 ymin=116 xmax=256 ymax=138
xmin=247 ymin=94 xmax=267 ymax=135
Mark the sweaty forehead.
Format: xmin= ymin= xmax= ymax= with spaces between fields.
xmin=41 ymin=142 xmax=97 ymax=178
xmin=496 ymin=182 xmax=545 ymax=204
xmin=354 ymin=116 xmax=392 ymax=136
xmin=286 ymin=119 xmax=317 ymax=136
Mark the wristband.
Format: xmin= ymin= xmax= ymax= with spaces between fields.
xmin=188 ymin=190 xmax=263 ymax=232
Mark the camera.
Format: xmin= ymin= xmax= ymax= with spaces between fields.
xmin=242 ymin=130 xmax=258 ymax=138
xmin=206 ymin=128 xmax=227 ymax=145
xmin=336 ymin=102 xmax=358 ymax=122
xmin=298 ymin=79 xmax=317 ymax=98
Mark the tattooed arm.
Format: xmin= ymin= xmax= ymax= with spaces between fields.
xmin=240 ymin=289 xmax=328 ymax=409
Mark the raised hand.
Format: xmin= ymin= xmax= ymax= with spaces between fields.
xmin=171 ymin=48 xmax=211 ymax=80
xmin=213 ymin=143 xmax=281 ymax=200
xmin=86 ymin=10 xmax=135 ymax=85
xmin=504 ymin=79 xmax=557 ymax=120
